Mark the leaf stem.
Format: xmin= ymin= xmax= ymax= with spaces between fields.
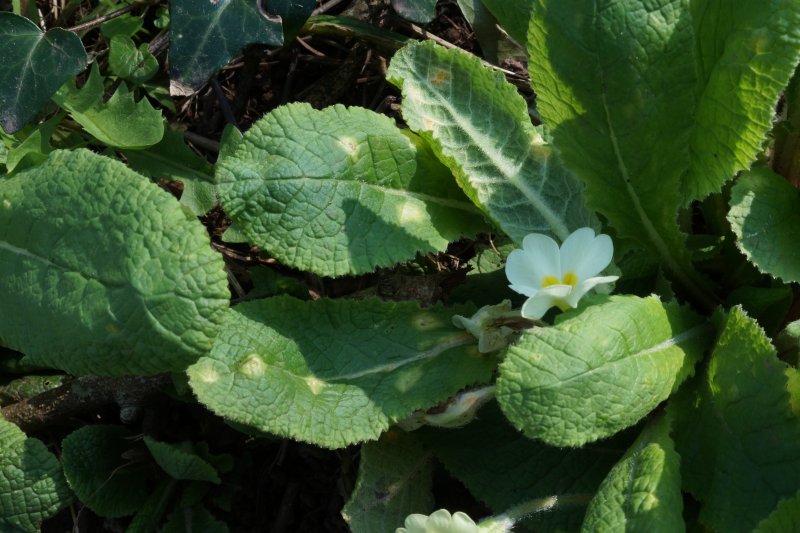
xmin=477 ymin=493 xmax=594 ymax=531
xmin=66 ymin=4 xmax=136 ymax=33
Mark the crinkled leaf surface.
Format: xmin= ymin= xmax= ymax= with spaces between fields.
xmin=754 ymin=490 xmax=800 ymax=533
xmin=390 ymin=0 xmax=437 ymax=23
xmin=143 ymin=437 xmax=221 ymax=484
xmin=582 ymin=414 xmax=684 ymax=533
xmin=0 ymin=416 xmax=72 ymax=532
xmin=527 ymin=0 xmax=708 ymax=299
xmin=0 ymin=12 xmax=87 ymax=133
xmin=0 ymin=149 xmax=229 ymax=376
xmin=728 ymin=168 xmax=800 ymax=283
xmin=685 ymin=0 xmax=800 ymax=201
xmin=497 ymin=296 xmax=709 ymax=447
xmin=168 ymin=0 xmax=283 ymax=95
xmin=61 ymin=425 xmax=149 ymax=518
xmin=387 ymin=41 xmax=597 ymax=244
xmin=342 ymin=430 xmax=433 ymax=533
xmin=216 ymin=103 xmax=485 ymax=277
xmin=671 ymin=307 xmax=800 ymax=532
xmin=421 ymin=403 xmax=630 ymax=532
xmin=52 ymin=64 xmax=163 ymax=149
xmin=188 ymin=296 xmax=495 ymax=449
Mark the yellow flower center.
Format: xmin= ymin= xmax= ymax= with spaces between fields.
xmin=541 ymin=272 xmax=578 ymax=288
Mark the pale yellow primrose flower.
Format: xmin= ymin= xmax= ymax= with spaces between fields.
xmin=505 ymin=227 xmax=618 ymax=319
xmin=397 ymin=509 xmax=480 ymax=533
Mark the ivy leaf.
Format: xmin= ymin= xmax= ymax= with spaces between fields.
xmin=342 ymin=430 xmax=433 ymax=532
xmin=61 ymin=425 xmax=150 ymax=518
xmin=143 ymin=437 xmax=221 ymax=484
xmin=728 ymin=168 xmax=800 ymax=283
xmin=497 ymin=296 xmax=710 ymax=447
xmin=0 ymin=12 xmax=87 ymax=134
xmin=0 ymin=416 xmax=73 ymax=532
xmin=52 ymin=64 xmax=164 ymax=149
xmin=755 ymin=490 xmax=800 ymax=533
xmin=685 ymin=0 xmax=800 ymax=201
xmin=216 ymin=103 xmax=486 ymax=277
xmin=168 ymin=0 xmax=283 ymax=96
xmin=0 ymin=149 xmax=229 ymax=376
xmin=422 ymin=403 xmax=630 ymax=532
xmin=582 ymin=414 xmax=685 ymax=532
xmin=387 ymin=41 xmax=597 ymax=244
xmin=527 ymin=0 xmax=710 ymax=301
xmin=108 ymin=35 xmax=159 ymax=84
xmin=390 ymin=0 xmax=437 ymax=23
xmin=187 ymin=296 xmax=496 ymax=449
xmin=671 ymin=307 xmax=800 ymax=532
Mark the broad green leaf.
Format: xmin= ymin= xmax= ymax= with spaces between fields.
xmin=0 ymin=149 xmax=229 ymax=376
xmin=61 ymin=425 xmax=149 ymax=518
xmin=726 ymin=285 xmax=793 ymax=336
xmin=52 ymin=64 xmax=163 ymax=149
xmin=390 ymin=0 xmax=437 ymax=23
xmin=728 ymin=168 xmax=800 ymax=283
xmin=266 ymin=0 xmax=315 ymax=42
xmin=671 ymin=307 xmax=800 ymax=532
xmin=755 ymin=490 xmax=800 ymax=533
xmin=168 ymin=0 xmax=282 ymax=95
xmin=0 ymin=12 xmax=87 ymax=133
xmin=481 ymin=0 xmax=532 ymax=48
xmin=188 ymin=296 xmax=496 ymax=449
xmin=123 ymin=126 xmax=217 ymax=216
xmin=0 ymin=374 xmax=68 ymax=406
xmin=216 ymin=103 xmax=486 ymax=277
xmin=100 ymin=14 xmax=144 ymax=39
xmin=457 ymin=0 xmax=524 ymax=65
xmin=108 ymin=35 xmax=159 ymax=84
xmin=0 ymin=415 xmax=73 ymax=532
xmin=387 ymin=41 xmax=597 ymax=244
xmin=342 ymin=430 xmax=433 ymax=532
xmin=527 ymin=0 xmax=710 ymax=303
xmin=582 ymin=414 xmax=684 ymax=533
xmin=422 ymin=403 xmax=630 ymax=532
xmin=497 ymin=295 xmax=709 ymax=447
xmin=685 ymin=0 xmax=800 ymax=201
xmin=144 ymin=437 xmax=221 ymax=484
xmin=126 ymin=480 xmax=175 ymax=533
xmin=3 ymin=111 xmax=61 ymax=173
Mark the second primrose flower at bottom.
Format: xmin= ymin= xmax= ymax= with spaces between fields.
xmin=505 ymin=227 xmax=618 ymax=320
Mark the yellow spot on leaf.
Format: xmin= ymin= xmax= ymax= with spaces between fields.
xmin=430 ymin=69 xmax=448 ymax=85
xmin=197 ymin=367 xmax=219 ymax=384
xmin=398 ymin=202 xmax=424 ymax=224
xmin=105 ymin=323 xmax=120 ymax=335
xmin=338 ymin=136 xmax=359 ymax=156
xmin=305 ymin=376 xmax=325 ymax=395
xmin=2 ymin=199 xmax=10 ymax=209
xmin=238 ymin=353 xmax=265 ymax=378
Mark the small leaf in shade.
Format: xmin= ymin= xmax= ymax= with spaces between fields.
xmin=168 ymin=0 xmax=283 ymax=95
xmin=671 ymin=307 xmax=800 ymax=532
xmin=0 ymin=149 xmax=229 ymax=376
xmin=391 ymin=0 xmax=437 ymax=23
xmin=143 ymin=437 xmax=221 ymax=484
xmin=754 ymin=489 xmax=800 ymax=533
xmin=108 ymin=35 xmax=159 ymax=84
xmin=728 ymin=168 xmax=800 ymax=283
xmin=52 ymin=64 xmax=163 ymax=149
xmin=387 ymin=41 xmax=598 ymax=244
xmin=342 ymin=430 xmax=433 ymax=532
xmin=61 ymin=425 xmax=149 ymax=518
xmin=0 ymin=12 xmax=87 ymax=133
xmin=480 ymin=0 xmax=532 ymax=48
xmin=497 ymin=295 xmax=710 ymax=447
xmin=0 ymin=415 xmax=73 ymax=532
xmin=216 ymin=103 xmax=486 ymax=277
xmin=188 ymin=296 xmax=496 ymax=449
xmin=582 ymin=414 xmax=685 ymax=533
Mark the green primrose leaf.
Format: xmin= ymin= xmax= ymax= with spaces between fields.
xmin=671 ymin=307 xmax=800 ymax=532
xmin=456 ymin=0 xmax=524 ymax=65
xmin=143 ymin=437 xmax=221 ymax=484
xmin=52 ymin=64 xmax=164 ymax=149
xmin=754 ymin=489 xmax=800 ymax=533
xmin=480 ymin=0 xmax=533 ymax=48
xmin=685 ymin=0 xmax=800 ymax=201
xmin=421 ymin=403 xmax=630 ymax=532
xmin=390 ymin=0 xmax=437 ymax=23
xmin=108 ymin=35 xmax=159 ymax=84
xmin=342 ymin=430 xmax=433 ymax=533
xmin=0 ymin=416 xmax=73 ymax=532
xmin=100 ymin=14 xmax=144 ymax=39
xmin=216 ymin=103 xmax=486 ymax=277
xmin=527 ymin=0 xmax=709 ymax=301
xmin=497 ymin=295 xmax=710 ymax=447
xmin=387 ymin=41 xmax=598 ymax=244
xmin=581 ymin=414 xmax=684 ymax=533
xmin=168 ymin=0 xmax=283 ymax=95
xmin=187 ymin=296 xmax=496 ymax=449
xmin=0 ymin=12 xmax=87 ymax=133
xmin=61 ymin=425 xmax=149 ymax=518
xmin=0 ymin=149 xmax=229 ymax=376
xmin=728 ymin=168 xmax=800 ymax=283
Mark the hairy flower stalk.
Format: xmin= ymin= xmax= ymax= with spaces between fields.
xmin=505 ymin=228 xmax=618 ymax=319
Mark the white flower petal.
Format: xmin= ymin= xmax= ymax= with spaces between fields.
xmin=505 ymin=249 xmax=540 ymax=296
xmin=564 ymin=275 xmax=619 ymax=307
xmin=560 ymin=229 xmax=614 ymax=281
xmin=521 ymin=284 xmax=572 ymax=319
xmin=521 ymin=233 xmax=560 ymax=284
